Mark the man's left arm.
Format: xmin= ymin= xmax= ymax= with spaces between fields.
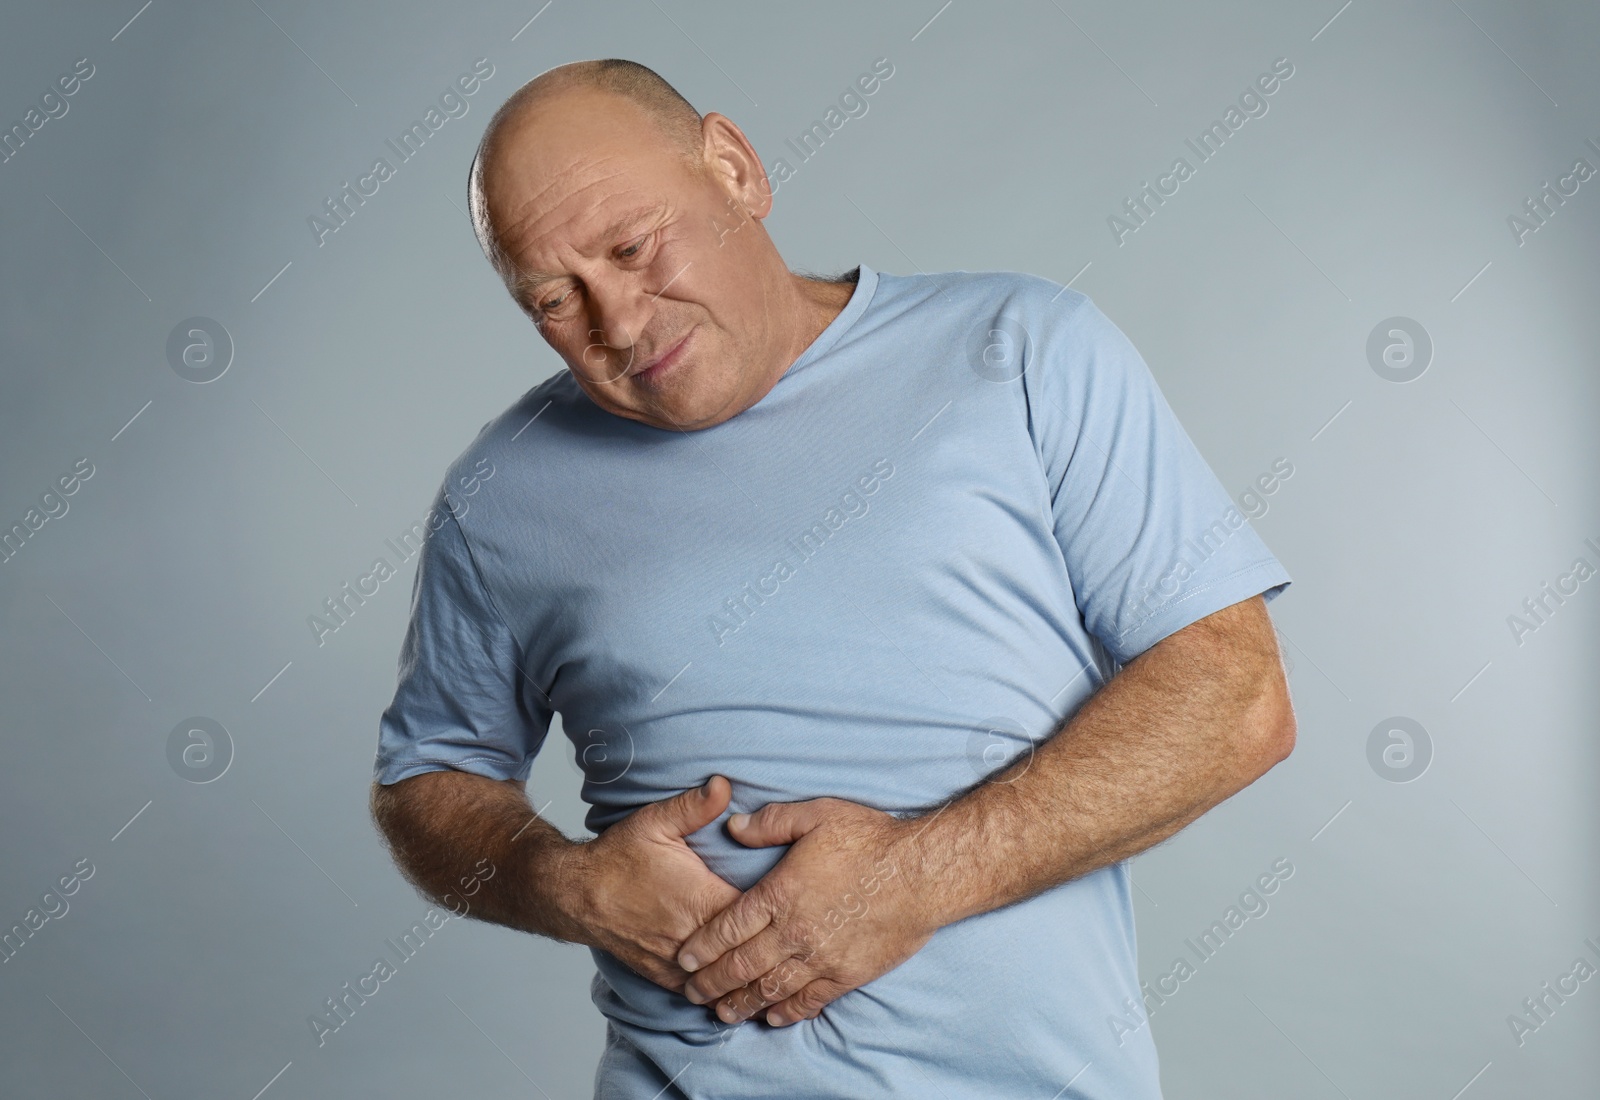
xmin=676 ymin=592 xmax=1295 ymax=1026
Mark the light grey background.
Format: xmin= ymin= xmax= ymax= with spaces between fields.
xmin=2 ymin=1 xmax=1596 ymax=1097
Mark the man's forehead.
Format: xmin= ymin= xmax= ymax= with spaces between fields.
xmin=508 ymin=196 xmax=669 ymax=286
xmin=491 ymin=141 xmax=679 ymax=254
xmin=501 ymin=153 xmax=664 ymax=237
xmin=489 ymin=88 xmax=674 ymax=201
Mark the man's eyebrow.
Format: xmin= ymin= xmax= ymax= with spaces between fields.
xmin=509 ymin=204 xmax=664 ymax=296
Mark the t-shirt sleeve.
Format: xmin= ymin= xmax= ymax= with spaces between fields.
xmin=1022 ymin=289 xmax=1291 ymax=666
xmin=373 ymin=489 xmax=551 ymax=785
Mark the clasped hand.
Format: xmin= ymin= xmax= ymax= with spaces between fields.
xmin=678 ymin=787 xmax=938 ymax=1027
xmin=577 ymin=776 xmax=939 ymax=1028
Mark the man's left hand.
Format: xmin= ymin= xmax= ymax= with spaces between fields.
xmin=676 ymin=797 xmax=939 ymax=1027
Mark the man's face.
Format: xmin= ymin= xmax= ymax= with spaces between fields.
xmin=482 ymin=89 xmax=778 ymax=431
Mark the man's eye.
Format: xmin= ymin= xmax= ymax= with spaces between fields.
xmin=618 ymin=236 xmax=646 ymax=259
xmin=540 ymin=291 xmax=568 ymax=312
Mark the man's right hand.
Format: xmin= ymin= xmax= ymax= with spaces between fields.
xmin=555 ymin=775 xmax=742 ymax=993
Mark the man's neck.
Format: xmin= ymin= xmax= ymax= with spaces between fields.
xmin=729 ymin=267 xmax=860 ymax=421
xmin=789 ymin=269 xmax=858 ymax=356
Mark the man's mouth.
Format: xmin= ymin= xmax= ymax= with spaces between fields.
xmin=631 ymin=329 xmax=693 ymax=381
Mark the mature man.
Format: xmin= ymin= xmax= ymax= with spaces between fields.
xmin=370 ymin=57 xmax=1295 ymax=1099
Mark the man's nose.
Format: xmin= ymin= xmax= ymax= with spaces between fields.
xmin=587 ymin=283 xmax=655 ymax=374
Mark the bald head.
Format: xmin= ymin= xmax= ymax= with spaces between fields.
xmin=469 ymin=59 xmax=705 ymax=284
xmin=458 ymin=57 xmax=854 ymax=434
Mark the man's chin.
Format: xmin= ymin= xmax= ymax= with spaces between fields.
xmin=636 ymin=387 xmax=747 ymax=432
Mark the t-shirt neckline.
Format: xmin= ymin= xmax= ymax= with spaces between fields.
xmin=777 ymin=263 xmax=879 ymax=384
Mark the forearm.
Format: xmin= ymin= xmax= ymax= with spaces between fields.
xmin=369 ymin=771 xmax=589 ymax=944
xmin=898 ymin=597 xmax=1295 ymax=928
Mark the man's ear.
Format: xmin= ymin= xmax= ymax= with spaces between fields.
xmin=699 ymin=111 xmax=774 ymax=221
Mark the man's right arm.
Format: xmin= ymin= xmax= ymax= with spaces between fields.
xmin=369 ymin=770 xmax=585 ymax=939
xmin=369 ymin=770 xmax=742 ymax=993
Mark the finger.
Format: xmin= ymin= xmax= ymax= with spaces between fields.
xmin=683 ymin=924 xmax=793 ymax=1007
xmin=764 ymin=976 xmax=854 ymax=1026
xmin=726 ymin=798 xmax=829 ymax=848
xmin=715 ymin=953 xmax=817 ymax=1023
xmin=646 ymin=775 xmax=731 ymax=840
xmin=677 ymin=882 xmax=778 ymax=975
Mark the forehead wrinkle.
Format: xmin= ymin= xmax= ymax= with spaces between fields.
xmin=490 ymin=140 xmax=639 ymax=238
xmin=494 ymin=166 xmax=611 ymax=252
xmin=494 ymin=152 xmax=636 ymax=259
xmin=504 ymin=179 xmax=665 ymax=287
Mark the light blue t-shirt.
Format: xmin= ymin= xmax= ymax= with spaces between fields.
xmin=375 ymin=263 xmax=1291 ymax=1099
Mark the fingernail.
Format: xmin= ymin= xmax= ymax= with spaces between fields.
xmin=684 ymin=984 xmax=704 ymax=1004
xmin=680 ymin=953 xmax=700 ymax=973
xmin=718 ymin=1002 xmax=741 ymax=1024
xmin=729 ymin=813 xmax=749 ymax=829
xmin=766 ymin=1010 xmax=787 ymax=1026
